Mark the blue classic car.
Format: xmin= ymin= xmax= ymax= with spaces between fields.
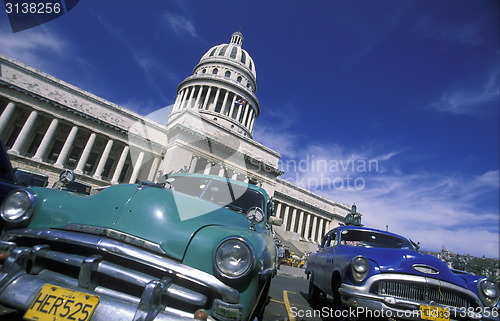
xmin=0 ymin=173 xmax=281 ymax=321
xmin=305 ymin=226 xmax=499 ymax=321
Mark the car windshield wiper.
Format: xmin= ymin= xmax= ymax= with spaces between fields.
xmin=220 ymin=203 xmax=244 ymax=213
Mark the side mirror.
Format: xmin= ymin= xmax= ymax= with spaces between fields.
xmin=268 ymin=216 xmax=283 ymax=226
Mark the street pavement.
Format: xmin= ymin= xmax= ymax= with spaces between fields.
xmin=276 ymin=265 xmax=307 ymax=279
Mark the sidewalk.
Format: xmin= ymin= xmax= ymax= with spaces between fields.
xmin=276 ymin=265 xmax=307 ymax=279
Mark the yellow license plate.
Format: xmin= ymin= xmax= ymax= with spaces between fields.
xmin=420 ymin=304 xmax=450 ymax=321
xmin=24 ymin=284 xmax=99 ymax=321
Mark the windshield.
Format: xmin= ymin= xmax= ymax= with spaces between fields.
xmin=168 ymin=176 xmax=265 ymax=214
xmin=340 ymin=229 xmax=414 ymax=250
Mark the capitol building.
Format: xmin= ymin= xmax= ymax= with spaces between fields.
xmin=0 ymin=32 xmax=356 ymax=254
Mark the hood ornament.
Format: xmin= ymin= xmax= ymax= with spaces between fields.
xmin=413 ymin=264 xmax=439 ymax=275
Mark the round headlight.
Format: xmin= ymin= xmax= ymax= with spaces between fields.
xmin=0 ymin=189 xmax=36 ymax=223
xmin=246 ymin=207 xmax=264 ymax=224
xmin=215 ymin=238 xmax=254 ymax=279
xmin=351 ymin=256 xmax=369 ymax=283
xmin=479 ymin=279 xmax=500 ymax=307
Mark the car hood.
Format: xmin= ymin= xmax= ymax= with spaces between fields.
xmin=29 ymin=184 xmax=254 ymax=260
xmin=354 ymin=247 xmax=467 ymax=287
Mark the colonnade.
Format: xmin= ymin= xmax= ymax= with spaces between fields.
xmin=0 ymin=101 xmax=161 ymax=185
xmin=187 ymin=155 xmax=251 ymax=183
xmin=173 ymin=85 xmax=256 ymax=133
xmin=274 ymin=201 xmax=331 ymax=244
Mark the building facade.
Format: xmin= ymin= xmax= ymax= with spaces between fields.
xmin=0 ymin=32 xmax=356 ymax=254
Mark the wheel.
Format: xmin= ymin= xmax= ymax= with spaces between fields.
xmin=308 ymin=275 xmax=320 ymax=302
xmin=251 ymin=280 xmax=271 ymax=321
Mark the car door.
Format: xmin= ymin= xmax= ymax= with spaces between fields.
xmin=313 ymin=230 xmax=337 ymax=294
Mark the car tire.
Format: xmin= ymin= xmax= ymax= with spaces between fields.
xmin=251 ymin=280 xmax=271 ymax=321
xmin=308 ymin=276 xmax=321 ymax=302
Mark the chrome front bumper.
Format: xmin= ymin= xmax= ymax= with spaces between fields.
xmin=0 ymin=229 xmax=243 ymax=321
xmin=338 ymin=274 xmax=498 ymax=321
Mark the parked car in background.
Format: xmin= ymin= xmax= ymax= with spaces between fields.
xmin=0 ymin=172 xmax=281 ymax=321
xmin=305 ymin=226 xmax=499 ymax=321
xmin=0 ymin=140 xmax=18 ymax=206
xmin=13 ymin=168 xmax=49 ymax=188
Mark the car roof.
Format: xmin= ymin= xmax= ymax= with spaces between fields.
xmin=333 ymin=225 xmax=410 ymax=240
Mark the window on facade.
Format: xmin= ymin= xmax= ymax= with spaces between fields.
xmin=84 ymin=151 xmax=99 ymax=175
xmin=202 ymin=69 xmax=206 ymax=74
xmin=5 ymin=126 xmax=21 ymax=149
xmin=212 ymin=68 xmax=218 ymax=75
xmin=219 ymin=45 xmax=228 ymax=56
xmin=224 ymin=71 xmax=231 ymax=78
xmin=65 ymin=146 xmax=82 ymax=169
xmin=47 ymin=139 xmax=64 ymax=163
xmin=101 ymin=158 xmax=115 ymax=180
xmin=241 ymin=51 xmax=246 ymax=64
xmin=230 ymin=47 xmax=237 ymax=59
xmin=118 ymin=163 xmax=130 ymax=183
xmin=26 ymin=133 xmax=44 ymax=157
xmin=237 ymin=76 xmax=242 ymax=83
xmin=209 ymin=48 xmax=217 ymax=56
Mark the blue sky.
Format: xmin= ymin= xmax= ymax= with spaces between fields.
xmin=1 ymin=0 xmax=498 ymax=258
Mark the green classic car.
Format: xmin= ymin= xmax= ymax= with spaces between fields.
xmin=0 ymin=172 xmax=282 ymax=321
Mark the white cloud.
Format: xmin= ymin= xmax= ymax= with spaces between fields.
xmin=269 ymin=134 xmax=499 ymax=258
xmin=162 ymin=12 xmax=197 ymax=38
xmin=430 ymin=66 xmax=500 ymax=116
xmin=0 ymin=27 xmax=67 ymax=69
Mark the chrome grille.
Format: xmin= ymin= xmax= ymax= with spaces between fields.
xmin=376 ymin=280 xmax=474 ymax=309
xmin=0 ymin=229 xmax=240 ymax=320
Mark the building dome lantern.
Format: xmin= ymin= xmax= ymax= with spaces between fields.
xmin=169 ymin=32 xmax=260 ymax=138
xmin=230 ymin=32 xmax=243 ymax=46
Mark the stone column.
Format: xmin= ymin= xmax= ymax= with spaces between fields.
xmin=275 ymin=202 xmax=283 ymax=219
xmin=10 ymin=110 xmax=38 ymax=155
xmin=304 ymin=214 xmax=311 ymax=240
xmin=111 ymin=145 xmax=129 ymax=184
xmin=211 ymin=88 xmax=221 ymax=112
xmin=129 ymin=151 xmax=145 ymax=183
xmin=282 ymin=206 xmax=290 ymax=231
xmin=148 ymin=156 xmax=160 ymax=182
xmin=202 ymin=87 xmax=212 ymax=110
xmin=203 ymin=161 xmax=212 ymax=175
xmin=311 ymin=216 xmax=318 ymax=243
xmin=93 ymin=139 xmax=114 ymax=179
xmin=55 ymin=125 xmax=79 ymax=168
xmin=187 ymin=86 xmax=196 ymax=108
xmin=0 ymin=102 xmax=16 ymax=135
xmin=297 ymin=211 xmax=305 ymax=237
xmin=180 ymin=88 xmax=191 ymax=109
xmin=290 ymin=208 xmax=298 ymax=233
xmin=249 ymin=116 xmax=256 ymax=133
xmin=189 ymin=156 xmax=198 ymax=173
xmin=194 ymin=86 xmax=203 ymax=109
xmin=221 ymin=90 xmax=230 ymax=115
xmin=241 ymin=105 xmax=250 ymax=125
xmin=33 ymin=118 xmax=59 ymax=162
xmin=317 ymin=219 xmax=324 ymax=243
xmin=229 ymin=94 xmax=237 ymax=118
xmin=75 ymin=132 xmax=96 ymax=174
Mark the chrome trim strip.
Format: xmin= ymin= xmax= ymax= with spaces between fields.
xmin=339 ymin=273 xmax=483 ymax=309
xmin=2 ymin=228 xmax=240 ymax=303
xmin=62 ymin=223 xmax=167 ymax=255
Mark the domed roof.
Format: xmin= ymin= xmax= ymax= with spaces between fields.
xmin=199 ymin=32 xmax=256 ymax=79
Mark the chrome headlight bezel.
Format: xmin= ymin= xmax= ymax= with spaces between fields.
xmin=0 ymin=189 xmax=36 ymax=223
xmin=351 ymin=256 xmax=369 ymax=284
xmin=478 ymin=278 xmax=500 ymax=307
xmin=214 ymin=237 xmax=255 ymax=280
